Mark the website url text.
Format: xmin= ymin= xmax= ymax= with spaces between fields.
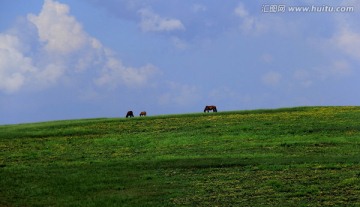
xmin=262 ymin=5 xmax=355 ymax=13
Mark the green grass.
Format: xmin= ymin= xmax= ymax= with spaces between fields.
xmin=1 ymin=106 xmax=360 ymax=206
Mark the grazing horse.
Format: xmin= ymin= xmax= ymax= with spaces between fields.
xmin=204 ymin=105 xmax=217 ymax=113
xmin=126 ymin=111 xmax=134 ymax=118
xmin=139 ymin=111 xmax=147 ymax=117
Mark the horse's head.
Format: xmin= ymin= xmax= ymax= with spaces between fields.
xmin=126 ymin=111 xmax=134 ymax=118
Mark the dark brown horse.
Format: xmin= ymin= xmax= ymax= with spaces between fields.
xmin=126 ymin=111 xmax=134 ymax=118
xmin=204 ymin=105 xmax=217 ymax=112
xmin=139 ymin=111 xmax=147 ymax=117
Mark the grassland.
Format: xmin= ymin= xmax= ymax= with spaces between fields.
xmin=1 ymin=106 xmax=360 ymax=206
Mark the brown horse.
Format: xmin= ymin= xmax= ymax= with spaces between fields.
xmin=139 ymin=111 xmax=147 ymax=117
xmin=126 ymin=111 xmax=134 ymax=118
xmin=204 ymin=105 xmax=217 ymax=112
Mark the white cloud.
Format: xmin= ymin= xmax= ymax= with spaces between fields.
xmin=293 ymin=69 xmax=313 ymax=88
xmin=316 ymin=60 xmax=352 ymax=79
xmin=192 ymin=4 xmax=207 ymax=13
xmin=332 ymin=28 xmax=360 ymax=60
xmin=0 ymin=0 xmax=160 ymax=93
xmin=292 ymin=60 xmax=352 ymax=88
xmin=171 ymin=36 xmax=189 ymax=50
xmin=35 ymin=63 xmax=65 ymax=85
xmin=28 ymin=0 xmax=87 ymax=54
xmin=138 ymin=8 xmax=185 ymax=32
xmin=234 ymin=3 xmax=249 ymax=18
xmin=0 ymin=34 xmax=37 ymax=93
xmin=331 ymin=60 xmax=352 ymax=75
xmin=261 ymin=71 xmax=282 ymax=86
xmin=95 ymin=55 xmax=159 ymax=88
xmin=260 ymin=53 xmax=273 ymax=63
xmin=340 ymin=0 xmax=360 ymax=8
xmin=329 ymin=4 xmax=360 ymax=61
xmin=234 ymin=3 xmax=267 ymax=34
xmin=234 ymin=3 xmax=298 ymax=36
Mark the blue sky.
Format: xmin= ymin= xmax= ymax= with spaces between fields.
xmin=1 ymin=0 xmax=360 ymax=124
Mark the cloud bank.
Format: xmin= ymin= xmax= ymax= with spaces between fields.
xmin=0 ymin=0 xmax=158 ymax=94
xmin=138 ymin=8 xmax=185 ymax=32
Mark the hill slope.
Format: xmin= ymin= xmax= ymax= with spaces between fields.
xmin=1 ymin=106 xmax=360 ymax=206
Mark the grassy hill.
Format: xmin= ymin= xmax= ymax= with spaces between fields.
xmin=1 ymin=106 xmax=360 ymax=206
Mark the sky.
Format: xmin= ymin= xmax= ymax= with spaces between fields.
xmin=1 ymin=0 xmax=360 ymax=124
